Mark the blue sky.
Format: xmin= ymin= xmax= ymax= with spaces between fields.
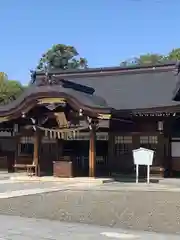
xmin=0 ymin=0 xmax=179 ymax=84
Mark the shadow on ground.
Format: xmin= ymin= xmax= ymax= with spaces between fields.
xmin=111 ymin=173 xmax=160 ymax=183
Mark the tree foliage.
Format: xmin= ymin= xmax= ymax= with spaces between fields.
xmin=37 ymin=44 xmax=88 ymax=71
xmin=0 ymin=72 xmax=24 ymax=104
xmin=168 ymin=48 xmax=180 ymax=61
xmin=120 ymin=48 xmax=180 ymax=66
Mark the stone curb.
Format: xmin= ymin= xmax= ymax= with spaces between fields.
xmin=9 ymin=176 xmax=114 ymax=184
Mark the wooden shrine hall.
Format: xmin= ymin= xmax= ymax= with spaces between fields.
xmin=1 ymin=61 xmax=180 ymax=178
xmin=0 ymin=73 xmax=111 ymax=177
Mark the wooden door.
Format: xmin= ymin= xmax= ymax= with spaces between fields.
xmin=96 ymin=140 xmax=108 ymax=176
xmin=40 ymin=142 xmax=57 ymax=176
xmin=114 ymin=135 xmax=134 ymax=174
xmin=63 ymin=140 xmax=89 ymax=176
xmin=74 ymin=140 xmax=89 ymax=176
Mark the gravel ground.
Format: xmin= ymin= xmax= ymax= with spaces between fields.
xmin=0 ymin=190 xmax=180 ymax=234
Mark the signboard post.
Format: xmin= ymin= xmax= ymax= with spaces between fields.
xmin=133 ymin=147 xmax=154 ymax=184
xmin=147 ymin=164 xmax=150 ymax=184
xmin=136 ymin=164 xmax=139 ymax=183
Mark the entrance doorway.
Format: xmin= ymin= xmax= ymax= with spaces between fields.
xmin=63 ymin=139 xmax=109 ymax=177
xmin=38 ymin=137 xmax=109 ymax=177
xmin=96 ymin=140 xmax=108 ymax=176
xmin=39 ymin=141 xmax=57 ymax=176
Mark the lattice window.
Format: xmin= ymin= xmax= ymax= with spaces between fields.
xmin=140 ymin=135 xmax=159 ymax=165
xmin=19 ymin=136 xmax=34 ymax=156
xmin=20 ymin=136 xmax=34 ymax=144
xmin=140 ymin=136 xmax=158 ymax=154
xmin=115 ymin=136 xmax=133 ymax=156
xmin=18 ymin=143 xmax=34 ymax=156
xmin=96 ymin=133 xmax=108 ymax=141
xmin=140 ymin=136 xmax=158 ymax=144
xmin=96 ymin=156 xmax=105 ymax=163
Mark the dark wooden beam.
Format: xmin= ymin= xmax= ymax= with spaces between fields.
xmin=33 ymin=130 xmax=41 ymax=176
xmin=89 ymin=126 xmax=96 ymax=177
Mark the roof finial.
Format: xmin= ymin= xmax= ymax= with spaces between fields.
xmin=30 ymin=70 xmax=36 ymax=84
xmin=45 ymin=66 xmax=53 ymax=85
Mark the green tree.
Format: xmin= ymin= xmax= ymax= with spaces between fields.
xmin=37 ymin=44 xmax=88 ymax=71
xmin=167 ymin=48 xmax=180 ymax=61
xmin=0 ymin=72 xmax=24 ymax=104
xmin=120 ymin=48 xmax=180 ymax=66
xmin=137 ymin=54 xmax=165 ymax=65
xmin=120 ymin=54 xmax=165 ymax=67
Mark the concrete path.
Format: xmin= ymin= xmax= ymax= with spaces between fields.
xmin=0 ymin=179 xmax=180 ymax=199
xmin=0 ymin=180 xmax=100 ymax=198
xmin=1 ymin=172 xmax=180 ymax=199
xmin=10 ymin=174 xmax=113 ymax=183
xmin=0 ymin=214 xmax=178 ymax=239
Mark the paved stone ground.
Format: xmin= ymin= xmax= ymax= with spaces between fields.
xmin=0 ymin=178 xmax=103 ymax=199
xmin=90 ymin=181 xmax=180 ymax=192
xmin=1 ymin=177 xmax=180 ymax=237
xmin=0 ymin=214 xmax=179 ymax=239
xmin=0 ymin=188 xmax=180 ymax=235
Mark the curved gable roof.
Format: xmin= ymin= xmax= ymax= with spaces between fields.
xmin=0 ymin=84 xmax=111 ymax=120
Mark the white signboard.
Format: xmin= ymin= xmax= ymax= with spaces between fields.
xmin=133 ymin=147 xmax=154 ymax=184
xmin=133 ymin=147 xmax=154 ymax=166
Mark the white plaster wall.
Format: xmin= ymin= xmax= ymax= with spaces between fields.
xmin=171 ymin=141 xmax=180 ymax=157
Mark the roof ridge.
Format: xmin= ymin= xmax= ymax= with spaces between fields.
xmin=35 ymin=61 xmax=176 ymax=76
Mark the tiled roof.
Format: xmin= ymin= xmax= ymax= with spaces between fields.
xmin=51 ymin=63 xmax=179 ymax=110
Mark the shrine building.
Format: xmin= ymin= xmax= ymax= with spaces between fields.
xmin=0 ymin=61 xmax=180 ymax=178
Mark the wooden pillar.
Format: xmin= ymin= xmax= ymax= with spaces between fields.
xmin=33 ymin=130 xmax=40 ymax=176
xmin=14 ymin=135 xmax=19 ymax=171
xmin=89 ymin=126 xmax=96 ymax=177
xmin=108 ymin=131 xmax=114 ymax=175
xmin=157 ymin=133 xmax=165 ymax=177
xmin=164 ymin=136 xmax=171 ymax=177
